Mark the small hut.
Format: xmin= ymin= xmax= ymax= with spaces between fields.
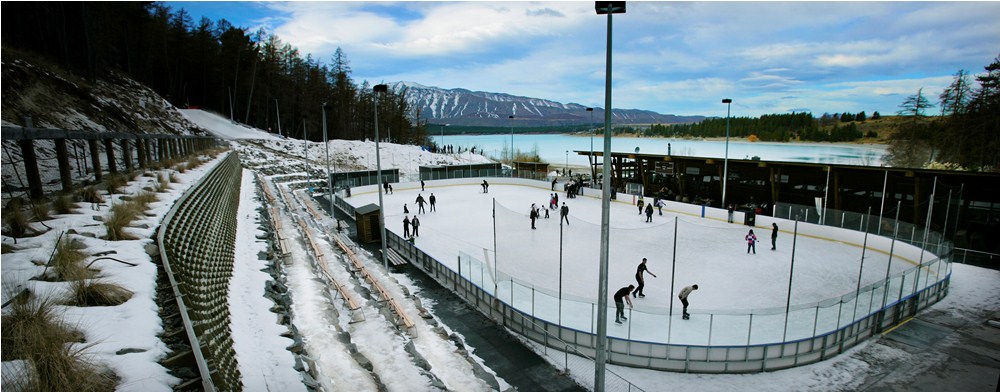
xmin=354 ymin=204 xmax=382 ymax=243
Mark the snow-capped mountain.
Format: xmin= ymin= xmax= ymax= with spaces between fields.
xmin=390 ymin=81 xmax=704 ymax=128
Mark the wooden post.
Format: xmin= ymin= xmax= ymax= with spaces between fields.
xmin=54 ymin=138 xmax=74 ymax=192
xmin=122 ymin=139 xmax=134 ymax=173
xmin=136 ymin=137 xmax=147 ymax=169
xmin=104 ymin=139 xmax=117 ymax=175
xmin=89 ymin=139 xmax=103 ymax=182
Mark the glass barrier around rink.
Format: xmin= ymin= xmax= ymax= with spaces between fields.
xmin=459 ymin=199 xmax=951 ymax=347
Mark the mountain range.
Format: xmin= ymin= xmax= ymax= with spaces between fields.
xmin=390 ymin=82 xmax=704 ymax=128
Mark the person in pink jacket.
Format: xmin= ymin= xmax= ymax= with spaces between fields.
xmin=745 ymin=229 xmax=758 ymax=254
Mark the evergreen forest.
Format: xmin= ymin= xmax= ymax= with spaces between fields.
xmin=1 ymin=2 xmax=428 ymax=145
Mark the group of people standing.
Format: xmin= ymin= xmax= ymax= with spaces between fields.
xmin=529 ymin=201 xmax=569 ymax=229
xmin=613 ymin=258 xmax=698 ymax=324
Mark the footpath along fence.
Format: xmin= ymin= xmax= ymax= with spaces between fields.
xmin=157 ymin=152 xmax=243 ymax=391
xmin=334 ymin=177 xmax=952 ymax=376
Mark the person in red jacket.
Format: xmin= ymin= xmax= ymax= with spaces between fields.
xmin=745 ymin=229 xmax=758 ymax=254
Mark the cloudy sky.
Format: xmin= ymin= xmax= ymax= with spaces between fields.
xmin=170 ymin=1 xmax=1000 ymax=117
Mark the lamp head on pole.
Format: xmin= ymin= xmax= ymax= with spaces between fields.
xmin=722 ymin=98 xmax=732 ymax=104
xmin=373 ymin=84 xmax=388 ymax=93
xmin=509 ymin=115 xmax=514 ymax=119
xmin=595 ymin=1 xmax=626 ymax=14
xmin=322 ymin=102 xmax=330 ymax=110
xmin=586 ymin=107 xmax=594 ymax=112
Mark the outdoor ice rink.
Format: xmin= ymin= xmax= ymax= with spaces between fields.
xmin=343 ymin=178 xmax=937 ymax=345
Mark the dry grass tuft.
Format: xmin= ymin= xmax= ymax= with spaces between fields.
xmin=156 ymin=173 xmax=170 ymax=192
xmin=3 ymin=200 xmax=30 ymax=238
xmin=1 ymin=296 xmax=117 ymax=391
xmin=186 ymin=156 xmax=203 ymax=170
xmin=66 ymin=280 xmax=133 ymax=307
xmin=104 ymin=174 xmax=129 ymax=194
xmin=2 ymin=243 xmax=14 ymax=253
xmin=30 ymin=200 xmax=51 ymax=222
xmin=104 ymin=202 xmax=140 ymax=241
xmin=78 ymin=186 xmax=105 ymax=204
xmin=50 ymin=237 xmax=92 ymax=281
xmin=169 ymin=172 xmax=179 ymax=183
xmin=51 ymin=195 xmax=78 ymax=214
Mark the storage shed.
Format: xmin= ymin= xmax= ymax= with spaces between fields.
xmin=354 ymin=204 xmax=382 ymax=243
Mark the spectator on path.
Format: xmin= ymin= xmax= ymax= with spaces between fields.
xmin=411 ymin=216 xmax=420 ymax=237
xmin=645 ymin=203 xmax=654 ymax=222
xmin=429 ymin=193 xmax=437 ymax=212
xmin=614 ymin=285 xmax=635 ymax=324
xmin=633 ymin=258 xmax=657 ymax=298
xmin=560 ymin=202 xmax=570 ymax=225
xmin=421 ymin=180 xmax=426 ymax=191
xmin=678 ymin=284 xmax=698 ymax=319
xmin=383 ymin=180 xmax=389 ymax=194
xmin=745 ymin=229 xmax=758 ymax=254
xmin=415 ymin=194 xmax=427 ymax=214
xmin=771 ymin=223 xmax=779 ymax=250
xmin=403 ymin=216 xmax=411 ymax=238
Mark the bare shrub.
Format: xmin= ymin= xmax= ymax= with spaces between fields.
xmin=78 ymin=186 xmax=105 ymax=204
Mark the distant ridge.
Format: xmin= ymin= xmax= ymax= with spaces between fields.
xmin=391 ymin=82 xmax=704 ymax=128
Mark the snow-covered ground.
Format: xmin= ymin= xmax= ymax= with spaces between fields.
xmin=3 ymin=109 xmax=998 ymax=391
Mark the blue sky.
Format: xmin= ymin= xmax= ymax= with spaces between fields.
xmin=168 ymin=1 xmax=1000 ymax=117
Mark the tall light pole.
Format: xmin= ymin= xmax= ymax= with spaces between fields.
xmin=275 ymin=98 xmax=282 ymax=137
xmin=373 ymin=84 xmax=390 ymax=270
xmin=722 ymin=98 xmax=732 ymax=209
xmin=508 ymin=115 xmax=515 ymax=164
xmin=322 ymin=103 xmax=333 ymax=218
xmin=565 ymin=150 xmax=569 ymax=177
xmin=302 ymin=115 xmax=310 ymax=192
xmin=587 ymin=107 xmax=595 ymax=181
xmin=441 ymin=123 xmax=449 ymax=152
xmin=595 ymin=2 xmax=625 ymax=391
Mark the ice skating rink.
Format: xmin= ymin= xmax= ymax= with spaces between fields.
xmin=344 ymin=178 xmax=939 ymax=344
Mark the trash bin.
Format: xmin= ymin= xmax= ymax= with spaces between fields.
xmin=744 ymin=210 xmax=756 ymax=226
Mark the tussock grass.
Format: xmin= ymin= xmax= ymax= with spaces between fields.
xmin=1 ymin=296 xmax=117 ymax=391
xmin=104 ymin=202 xmax=140 ymax=241
xmin=2 ymin=243 xmax=14 ymax=253
xmin=169 ymin=172 xmax=179 ymax=183
xmin=186 ymin=156 xmax=202 ymax=170
xmin=156 ymin=173 xmax=169 ymax=192
xmin=30 ymin=200 xmax=51 ymax=222
xmin=104 ymin=174 xmax=129 ymax=194
xmin=66 ymin=280 xmax=133 ymax=307
xmin=50 ymin=237 xmax=92 ymax=281
xmin=78 ymin=186 xmax=105 ymax=204
xmin=2 ymin=200 xmax=30 ymax=238
xmin=52 ymin=195 xmax=78 ymax=214
xmin=132 ymin=190 xmax=158 ymax=209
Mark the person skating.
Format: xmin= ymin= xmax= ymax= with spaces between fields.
xmin=560 ymin=202 xmax=570 ymax=225
xmin=551 ymin=178 xmax=558 ymax=191
xmin=544 ymin=207 xmax=550 ymax=219
xmin=637 ymin=196 xmax=645 ymax=214
xmin=728 ymin=204 xmax=735 ymax=223
xmin=481 ymin=180 xmax=489 ymax=193
xmin=421 ymin=179 xmax=425 ymax=191
xmin=403 ymin=216 xmax=411 ymax=238
xmin=529 ymin=206 xmax=538 ymax=229
xmin=614 ymin=285 xmax=635 ymax=324
xmin=415 ymin=194 xmax=427 ymax=214
xmin=429 ymin=193 xmax=437 ymax=212
xmin=656 ymin=198 xmax=665 ymax=215
xmin=645 ymin=203 xmax=654 ymax=222
xmin=633 ymin=258 xmax=657 ymax=298
xmin=678 ymin=284 xmax=698 ymax=319
xmin=411 ymin=216 xmax=420 ymax=237
xmin=383 ymin=180 xmax=390 ymax=195
xmin=771 ymin=223 xmax=779 ymax=250
xmin=745 ymin=229 xmax=758 ymax=254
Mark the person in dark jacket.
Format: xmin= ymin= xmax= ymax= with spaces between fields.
xmin=411 ymin=216 xmax=420 ymax=237
xmin=728 ymin=204 xmax=735 ymax=223
xmin=481 ymin=180 xmax=489 ymax=193
xmin=421 ymin=179 xmax=426 ymax=191
xmin=560 ymin=202 xmax=570 ymax=225
xmin=403 ymin=204 xmax=409 ymax=214
xmin=429 ymin=193 xmax=437 ymax=212
xmin=529 ymin=207 xmax=538 ymax=229
xmin=771 ymin=223 xmax=779 ymax=250
xmin=645 ymin=203 xmax=654 ymax=222
xmin=614 ymin=285 xmax=635 ymax=324
xmin=403 ymin=216 xmax=411 ymax=238
xmin=633 ymin=258 xmax=657 ymax=298
xmin=415 ymin=194 xmax=426 ymax=214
